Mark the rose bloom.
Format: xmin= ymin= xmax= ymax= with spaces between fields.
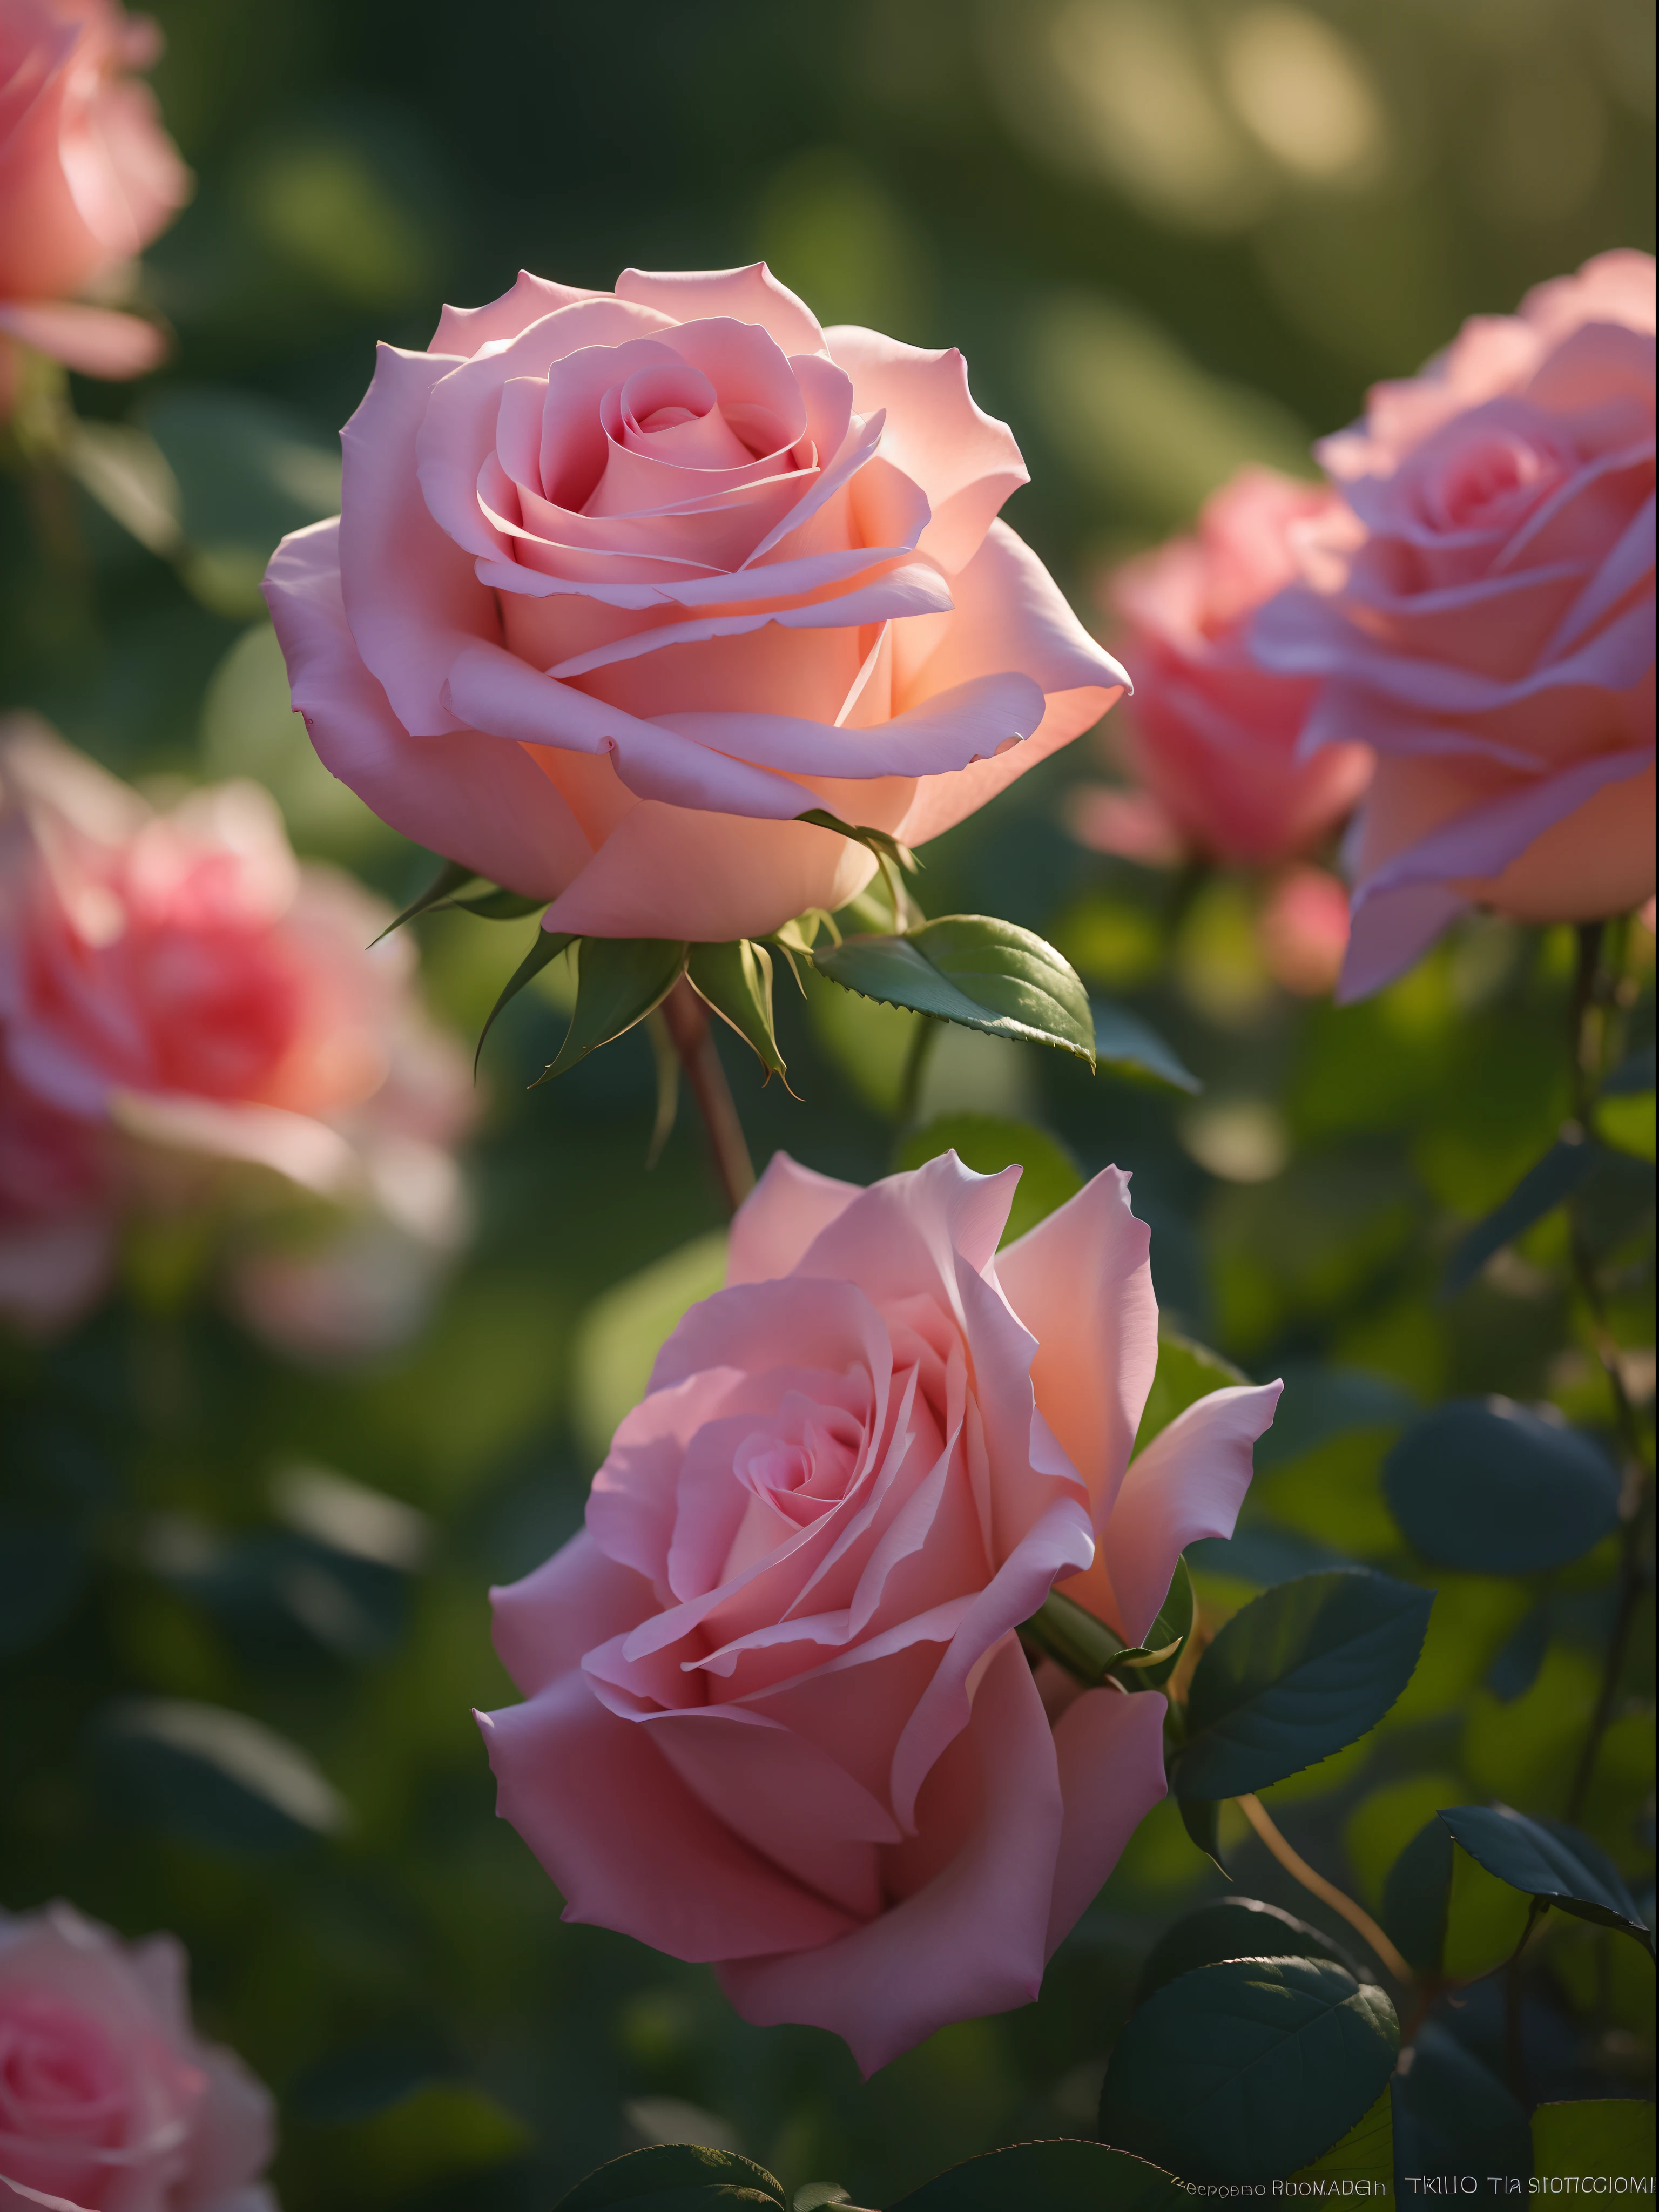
xmin=262 ymin=263 xmax=1127 ymax=944
xmin=1075 ymin=466 xmax=1372 ymax=868
xmin=0 ymin=1900 xmax=275 ymax=2211
xmin=0 ymin=0 xmax=188 ymax=397
xmin=1255 ymin=252 xmax=1656 ymax=1000
xmin=0 ymin=719 xmax=473 ymax=1358
xmin=479 ymin=1152 xmax=1280 ymax=2073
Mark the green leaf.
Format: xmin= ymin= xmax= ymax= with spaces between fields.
xmin=1137 ymin=1898 xmax=1358 ymax=2003
xmin=814 ymin=916 xmax=1094 ymax=1063
xmin=537 ymin=938 xmax=689 ymax=1083
xmin=1485 ymin=1605 xmax=1550 ymax=1703
xmin=553 ymin=2143 xmax=787 ymax=2210
xmin=1383 ymin=1398 xmax=1620 ymax=1574
xmin=887 ymin=2140 xmax=1184 ymax=2211
xmin=1178 ymin=1793 xmax=1225 ymax=1872
xmin=791 ymin=2188 xmax=858 ymax=2212
xmin=448 ymin=884 xmax=549 ymax=920
xmin=1097 ymin=1956 xmax=1399 ymax=2183
xmin=475 ymin=930 xmax=576 ymax=1073
xmin=1020 ymin=1560 xmax=1189 ymax=1692
xmin=1595 ymin=1092 xmax=1656 ymax=1161
xmin=1438 ymin=1805 xmax=1656 ymax=1953
xmin=1251 ymin=1366 xmax=1415 ymax=1473
xmin=1443 ymin=1130 xmax=1597 ymax=1292
xmin=1286 ymin=2090 xmax=1392 ymax=2184
xmin=328 ymin=2082 xmax=531 ymax=2200
xmin=1380 ymin=1818 xmax=1454 ymax=1979
xmin=1532 ymin=2100 xmax=1656 ymax=2179
xmin=1118 ymin=1555 xmax=1194 ymax=1691
xmin=375 ymin=858 xmax=480 ymax=945
xmin=1175 ymin=1570 xmax=1434 ymax=1800
xmin=687 ymin=940 xmax=787 ymax=1084
xmin=896 ymin=1114 xmax=1083 ymax=1245
xmin=1392 ymin=2021 xmax=1530 ymax=2180
xmin=1135 ymin=1332 xmax=1248 ymax=1454
xmin=94 ymin=1697 xmax=347 ymax=1854
xmin=1602 ymin=1042 xmax=1656 ymax=1095
xmin=1091 ymin=1000 xmax=1201 ymax=1093
xmin=794 ymin=808 xmax=919 ymax=875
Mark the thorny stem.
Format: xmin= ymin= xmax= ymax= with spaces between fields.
xmin=1236 ymin=1793 xmax=1413 ymax=1986
xmin=1560 ymin=922 xmax=1654 ymax=1826
xmin=660 ymin=980 xmax=755 ymax=1218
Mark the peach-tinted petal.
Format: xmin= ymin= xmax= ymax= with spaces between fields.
xmin=997 ymin=1170 xmax=1158 ymax=1534
xmin=615 ymin=264 xmax=826 ymax=360
xmin=825 ymin=327 xmax=1028 ymax=573
xmin=477 ymin=1676 xmax=858 ymax=1962
xmin=1044 ymin=1685 xmax=1169 ymax=1955
xmin=726 ymin=1152 xmax=861 ymax=1286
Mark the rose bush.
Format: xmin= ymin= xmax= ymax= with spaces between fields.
xmin=263 ymin=262 xmax=1127 ymax=945
xmin=0 ymin=0 xmax=188 ymax=396
xmin=0 ymin=719 xmax=473 ymax=1357
xmin=1076 ymin=465 xmax=1372 ymax=867
xmin=479 ymin=1151 xmax=1280 ymax=2073
xmin=1255 ymin=251 xmax=1656 ymax=999
xmin=0 ymin=1900 xmax=274 ymax=2211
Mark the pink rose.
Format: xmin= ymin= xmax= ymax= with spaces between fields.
xmin=0 ymin=719 xmax=474 ymax=1354
xmin=1075 ymin=466 xmax=1373 ymax=866
xmin=0 ymin=0 xmax=188 ymax=391
xmin=478 ymin=1152 xmax=1280 ymax=2073
xmin=0 ymin=1900 xmax=274 ymax=2212
xmin=1255 ymin=252 xmax=1656 ymax=999
xmin=262 ymin=264 xmax=1127 ymax=943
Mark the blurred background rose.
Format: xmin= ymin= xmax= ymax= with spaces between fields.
xmin=0 ymin=1 xmax=1651 ymax=2206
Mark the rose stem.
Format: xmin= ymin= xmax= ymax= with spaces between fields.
xmin=896 ymin=1014 xmax=940 ymax=1129
xmin=660 ymin=979 xmax=756 ymax=1218
xmin=1561 ymin=918 xmax=1653 ymax=1825
xmin=1236 ymin=1792 xmax=1412 ymax=1984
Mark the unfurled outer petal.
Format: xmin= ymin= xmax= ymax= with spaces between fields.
xmin=491 ymin=1532 xmax=651 ymax=1698
xmin=477 ymin=1674 xmax=858 ymax=1963
xmin=1044 ymin=1686 xmax=1169 ymax=1956
xmin=1094 ymin=1382 xmax=1283 ymax=1645
xmin=997 ymin=1169 xmax=1158 ymax=1536
xmin=262 ymin=521 xmax=590 ymax=899
xmin=616 ymin=264 xmax=827 ymax=360
xmin=725 ymin=1153 xmax=861 ymax=1286
xmin=825 ymin=327 xmax=1029 ymax=572
xmin=717 ymin=1638 xmax=1062 ymax=2075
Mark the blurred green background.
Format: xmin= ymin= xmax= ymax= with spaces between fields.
xmin=1 ymin=1 xmax=1653 ymax=2203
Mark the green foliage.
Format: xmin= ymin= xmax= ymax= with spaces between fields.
xmin=1384 ymin=1399 xmax=1621 ymax=1574
xmin=552 ymin=2143 xmax=787 ymax=2209
xmin=1174 ymin=1570 xmax=1434 ymax=1800
xmin=687 ymin=941 xmax=787 ymax=1084
xmin=1020 ymin=1558 xmax=1191 ymax=1692
xmin=895 ymin=1114 xmax=1083 ymax=1243
xmin=886 ymin=2140 xmax=1183 ymax=2210
xmin=538 ymin=939 xmax=691 ymax=1083
xmin=813 ymin=917 xmax=1095 ymax=1063
xmin=1392 ymin=2024 xmax=1531 ymax=2180
xmin=1136 ymin=1898 xmax=1357 ymax=2002
xmin=1380 ymin=1819 xmax=1454 ymax=1978
xmin=1443 ymin=1131 xmax=1597 ymax=1292
xmin=1135 ymin=1333 xmax=1247 ymax=1454
xmin=1089 ymin=1000 xmax=1200 ymax=1093
xmin=1286 ymin=2091 xmax=1392 ymax=2184
xmin=1097 ymin=1957 xmax=1398 ymax=2183
xmin=1438 ymin=1805 xmax=1657 ymax=1952
xmin=1532 ymin=2101 xmax=1656 ymax=2179
xmin=475 ymin=927 xmax=576 ymax=1069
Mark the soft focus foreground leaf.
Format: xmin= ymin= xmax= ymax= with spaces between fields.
xmin=377 ymin=858 xmax=479 ymax=942
xmin=1532 ymin=2100 xmax=1656 ymax=2178
xmin=555 ymin=2143 xmax=786 ymax=2210
xmin=326 ymin=2081 xmax=531 ymax=2206
xmin=1443 ymin=1131 xmax=1597 ymax=1293
xmin=1137 ymin=1897 xmax=1358 ymax=2002
xmin=896 ymin=1113 xmax=1083 ymax=1243
xmin=64 ymin=419 xmax=183 ymax=554
xmin=1097 ymin=1957 xmax=1398 ymax=2183
xmin=538 ymin=938 xmax=689 ymax=1083
xmin=1175 ymin=1570 xmax=1434 ymax=1800
xmin=0 ymin=1523 xmax=87 ymax=1654
xmin=1090 ymin=1000 xmax=1200 ymax=1093
xmin=93 ymin=1697 xmax=347 ymax=1853
xmin=475 ymin=929 xmax=576 ymax=1070
xmin=687 ymin=940 xmax=786 ymax=1082
xmin=1286 ymin=2090 xmax=1392 ymax=2184
xmin=1384 ymin=1399 xmax=1621 ymax=1574
xmin=1135 ymin=1332 xmax=1248 ymax=1453
xmin=1438 ymin=1806 xmax=1656 ymax=1952
xmin=1484 ymin=1604 xmax=1550 ymax=1703
xmin=887 ymin=2140 xmax=1183 ymax=2210
xmin=814 ymin=917 xmax=1094 ymax=1062
xmin=1392 ymin=2023 xmax=1530 ymax=2181
xmin=1381 ymin=1818 xmax=1454 ymax=1979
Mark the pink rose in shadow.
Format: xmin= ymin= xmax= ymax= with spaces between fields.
xmin=1255 ymin=252 xmax=1656 ymax=999
xmin=0 ymin=0 xmax=189 ymax=393
xmin=478 ymin=1152 xmax=1280 ymax=2074
xmin=0 ymin=1900 xmax=274 ymax=2212
xmin=0 ymin=718 xmax=473 ymax=1356
xmin=262 ymin=264 xmax=1127 ymax=944
xmin=1077 ymin=466 xmax=1372 ymax=867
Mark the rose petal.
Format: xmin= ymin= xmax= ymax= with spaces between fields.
xmin=615 ymin=264 xmax=827 ymax=359
xmin=1044 ymin=1686 xmax=1169 ymax=1955
xmin=0 ymin=300 xmax=166 ymax=379
xmin=477 ymin=1676 xmax=858 ymax=1961
xmin=491 ymin=1530 xmax=652 ymax=1697
xmin=726 ymin=1153 xmax=863 ymax=1286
